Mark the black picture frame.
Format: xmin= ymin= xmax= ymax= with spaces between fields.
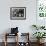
xmin=10 ymin=7 xmax=26 ymax=20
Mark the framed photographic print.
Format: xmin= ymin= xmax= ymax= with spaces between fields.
xmin=10 ymin=7 xmax=26 ymax=20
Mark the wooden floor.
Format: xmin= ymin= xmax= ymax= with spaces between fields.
xmin=0 ymin=42 xmax=46 ymax=46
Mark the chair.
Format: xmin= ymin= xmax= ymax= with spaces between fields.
xmin=4 ymin=33 xmax=18 ymax=46
xmin=4 ymin=27 xmax=19 ymax=46
xmin=18 ymin=33 xmax=30 ymax=46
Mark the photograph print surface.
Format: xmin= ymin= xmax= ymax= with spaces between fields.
xmin=10 ymin=7 xmax=26 ymax=20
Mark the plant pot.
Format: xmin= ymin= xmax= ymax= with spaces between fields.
xmin=37 ymin=39 xmax=40 ymax=43
xmin=40 ymin=38 xmax=45 ymax=43
xmin=37 ymin=39 xmax=45 ymax=44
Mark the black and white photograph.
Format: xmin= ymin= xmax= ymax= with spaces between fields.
xmin=10 ymin=7 xmax=26 ymax=20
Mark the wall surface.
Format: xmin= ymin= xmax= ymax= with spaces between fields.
xmin=0 ymin=0 xmax=37 ymax=42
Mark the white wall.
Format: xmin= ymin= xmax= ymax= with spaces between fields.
xmin=0 ymin=0 xmax=37 ymax=42
xmin=0 ymin=0 xmax=37 ymax=35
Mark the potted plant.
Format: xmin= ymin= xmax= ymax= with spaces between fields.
xmin=33 ymin=32 xmax=46 ymax=43
xmin=32 ymin=24 xmax=45 ymax=30
xmin=32 ymin=25 xmax=39 ymax=30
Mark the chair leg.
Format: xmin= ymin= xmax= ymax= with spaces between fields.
xmin=4 ymin=41 xmax=7 ymax=46
xmin=4 ymin=33 xmax=7 ymax=46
